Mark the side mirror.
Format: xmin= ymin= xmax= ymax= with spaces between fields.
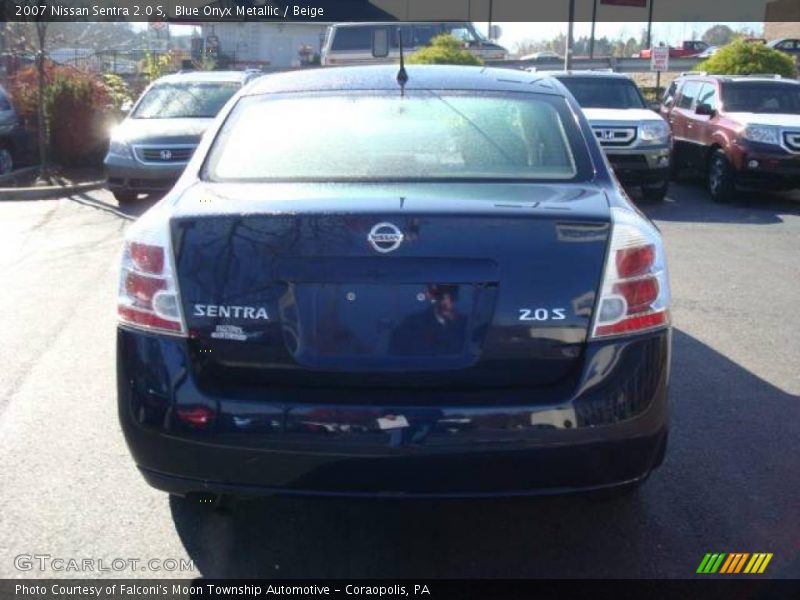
xmin=120 ymin=100 xmax=133 ymax=114
xmin=649 ymin=102 xmax=661 ymax=112
xmin=695 ymin=103 xmax=715 ymax=116
xmin=372 ymin=28 xmax=389 ymax=58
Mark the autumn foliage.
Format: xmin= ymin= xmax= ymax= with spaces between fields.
xmin=8 ymin=62 xmax=115 ymax=166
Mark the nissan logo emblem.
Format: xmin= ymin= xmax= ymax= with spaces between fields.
xmin=367 ymin=222 xmax=404 ymax=254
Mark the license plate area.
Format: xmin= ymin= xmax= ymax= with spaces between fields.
xmin=283 ymin=282 xmax=495 ymax=370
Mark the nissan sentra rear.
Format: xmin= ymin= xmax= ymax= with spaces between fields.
xmin=116 ymin=65 xmax=671 ymax=500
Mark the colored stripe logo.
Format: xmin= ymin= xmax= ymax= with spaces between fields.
xmin=697 ymin=553 xmax=773 ymax=574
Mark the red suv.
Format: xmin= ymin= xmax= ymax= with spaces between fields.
xmin=660 ymin=74 xmax=800 ymax=201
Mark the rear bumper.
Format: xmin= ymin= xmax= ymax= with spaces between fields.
xmin=117 ymin=328 xmax=671 ymax=497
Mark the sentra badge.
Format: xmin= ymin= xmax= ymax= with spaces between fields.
xmin=193 ymin=305 xmax=269 ymax=320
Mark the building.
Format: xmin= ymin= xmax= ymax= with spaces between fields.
xmin=199 ymin=22 xmax=331 ymax=68
xmin=764 ymin=0 xmax=800 ymax=40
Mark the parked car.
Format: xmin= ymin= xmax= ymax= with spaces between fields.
xmin=640 ymin=40 xmax=709 ymax=59
xmin=321 ymin=22 xmax=507 ymax=66
xmin=104 ymin=70 xmax=260 ymax=204
xmin=697 ymin=45 xmax=719 ymax=58
xmin=0 ymin=84 xmax=31 ymax=176
xmin=550 ymin=71 xmax=671 ymax=201
xmin=520 ymin=51 xmax=563 ymax=64
xmin=660 ymin=73 xmax=800 ymax=201
xmin=767 ymin=38 xmax=800 ymax=64
xmin=117 ymin=65 xmax=671 ymax=501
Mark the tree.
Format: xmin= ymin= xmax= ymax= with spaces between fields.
xmin=696 ymin=39 xmax=797 ymax=78
xmin=407 ymin=34 xmax=482 ymax=66
xmin=1 ymin=3 xmax=87 ymax=178
xmin=701 ymin=25 xmax=735 ymax=46
xmin=141 ymin=51 xmax=174 ymax=82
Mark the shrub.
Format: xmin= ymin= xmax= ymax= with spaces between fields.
xmin=696 ymin=39 xmax=797 ymax=78
xmin=407 ymin=34 xmax=482 ymax=66
xmin=101 ymin=73 xmax=133 ymax=112
xmin=8 ymin=64 xmax=112 ymax=166
xmin=140 ymin=51 xmax=175 ymax=82
xmin=48 ymin=70 xmax=111 ymax=166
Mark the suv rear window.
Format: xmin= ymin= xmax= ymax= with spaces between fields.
xmin=133 ymin=82 xmax=241 ymax=119
xmin=556 ymin=77 xmax=646 ymax=109
xmin=206 ymin=91 xmax=584 ymax=182
xmin=721 ymin=82 xmax=800 ymax=114
xmin=330 ymin=26 xmax=375 ymax=51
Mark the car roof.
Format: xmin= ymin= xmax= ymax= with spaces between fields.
xmin=330 ymin=21 xmax=470 ymax=27
xmin=154 ymin=70 xmax=255 ymax=85
xmin=545 ymin=70 xmax=632 ymax=80
xmin=244 ymin=64 xmax=565 ymax=96
xmin=676 ymin=73 xmax=800 ymax=84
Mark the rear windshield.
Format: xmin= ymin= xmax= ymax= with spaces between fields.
xmin=721 ymin=83 xmax=800 ymax=114
xmin=556 ymin=77 xmax=647 ymax=109
xmin=331 ymin=24 xmax=479 ymax=51
xmin=133 ymin=82 xmax=240 ymax=119
xmin=204 ymin=91 xmax=583 ymax=182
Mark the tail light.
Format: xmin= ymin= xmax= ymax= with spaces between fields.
xmin=118 ymin=210 xmax=186 ymax=336
xmin=591 ymin=207 xmax=670 ymax=338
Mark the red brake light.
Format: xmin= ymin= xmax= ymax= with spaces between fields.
xmin=614 ymin=277 xmax=660 ymax=313
xmin=176 ymin=406 xmax=215 ymax=427
xmin=594 ymin=311 xmax=669 ymax=337
xmin=616 ymin=244 xmax=655 ymax=278
xmin=591 ymin=209 xmax=670 ymax=339
xmin=125 ymin=272 xmax=167 ymax=308
xmin=118 ymin=218 xmax=186 ymax=336
xmin=129 ymin=242 xmax=165 ymax=274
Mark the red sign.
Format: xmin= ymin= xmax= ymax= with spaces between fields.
xmin=601 ymin=0 xmax=648 ymax=7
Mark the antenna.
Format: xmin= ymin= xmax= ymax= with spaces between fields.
xmin=396 ymin=27 xmax=408 ymax=95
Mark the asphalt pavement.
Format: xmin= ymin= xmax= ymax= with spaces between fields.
xmin=0 ymin=183 xmax=798 ymax=579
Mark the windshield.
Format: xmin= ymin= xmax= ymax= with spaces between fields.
xmin=205 ymin=92 xmax=581 ymax=182
xmin=721 ymin=83 xmax=800 ymax=114
xmin=133 ymin=82 xmax=240 ymax=119
xmin=556 ymin=77 xmax=647 ymax=109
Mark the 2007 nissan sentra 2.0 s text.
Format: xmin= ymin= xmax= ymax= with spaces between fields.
xmin=117 ymin=65 xmax=671 ymax=501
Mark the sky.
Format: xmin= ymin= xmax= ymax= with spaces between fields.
xmin=152 ymin=21 xmax=764 ymax=52
xmin=481 ymin=22 xmax=763 ymax=51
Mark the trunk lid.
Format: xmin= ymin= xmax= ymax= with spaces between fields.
xmin=170 ymin=182 xmax=610 ymax=389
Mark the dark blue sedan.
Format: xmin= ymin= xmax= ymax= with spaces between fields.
xmin=116 ymin=65 xmax=671 ymax=501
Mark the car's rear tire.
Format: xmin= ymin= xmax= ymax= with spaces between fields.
xmin=642 ymin=180 xmax=669 ymax=202
xmin=707 ymin=149 xmax=736 ymax=203
xmin=0 ymin=144 xmax=13 ymax=175
xmin=113 ymin=190 xmax=139 ymax=204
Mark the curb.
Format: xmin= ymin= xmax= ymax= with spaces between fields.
xmin=0 ymin=180 xmax=106 ymax=201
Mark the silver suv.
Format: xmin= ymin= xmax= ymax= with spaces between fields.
xmin=104 ymin=70 xmax=259 ymax=204
xmin=549 ymin=71 xmax=672 ymax=201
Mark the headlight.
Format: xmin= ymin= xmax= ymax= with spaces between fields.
xmin=108 ymin=138 xmax=132 ymax=158
xmin=742 ymin=125 xmax=780 ymax=145
xmin=640 ymin=121 xmax=670 ymax=144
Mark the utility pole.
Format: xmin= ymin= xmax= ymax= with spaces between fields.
xmin=565 ymin=0 xmax=575 ymax=70
xmin=589 ymin=0 xmax=597 ymax=59
xmin=646 ymin=0 xmax=655 ymax=49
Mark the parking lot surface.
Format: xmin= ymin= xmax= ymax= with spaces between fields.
xmin=0 ymin=185 xmax=798 ymax=579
